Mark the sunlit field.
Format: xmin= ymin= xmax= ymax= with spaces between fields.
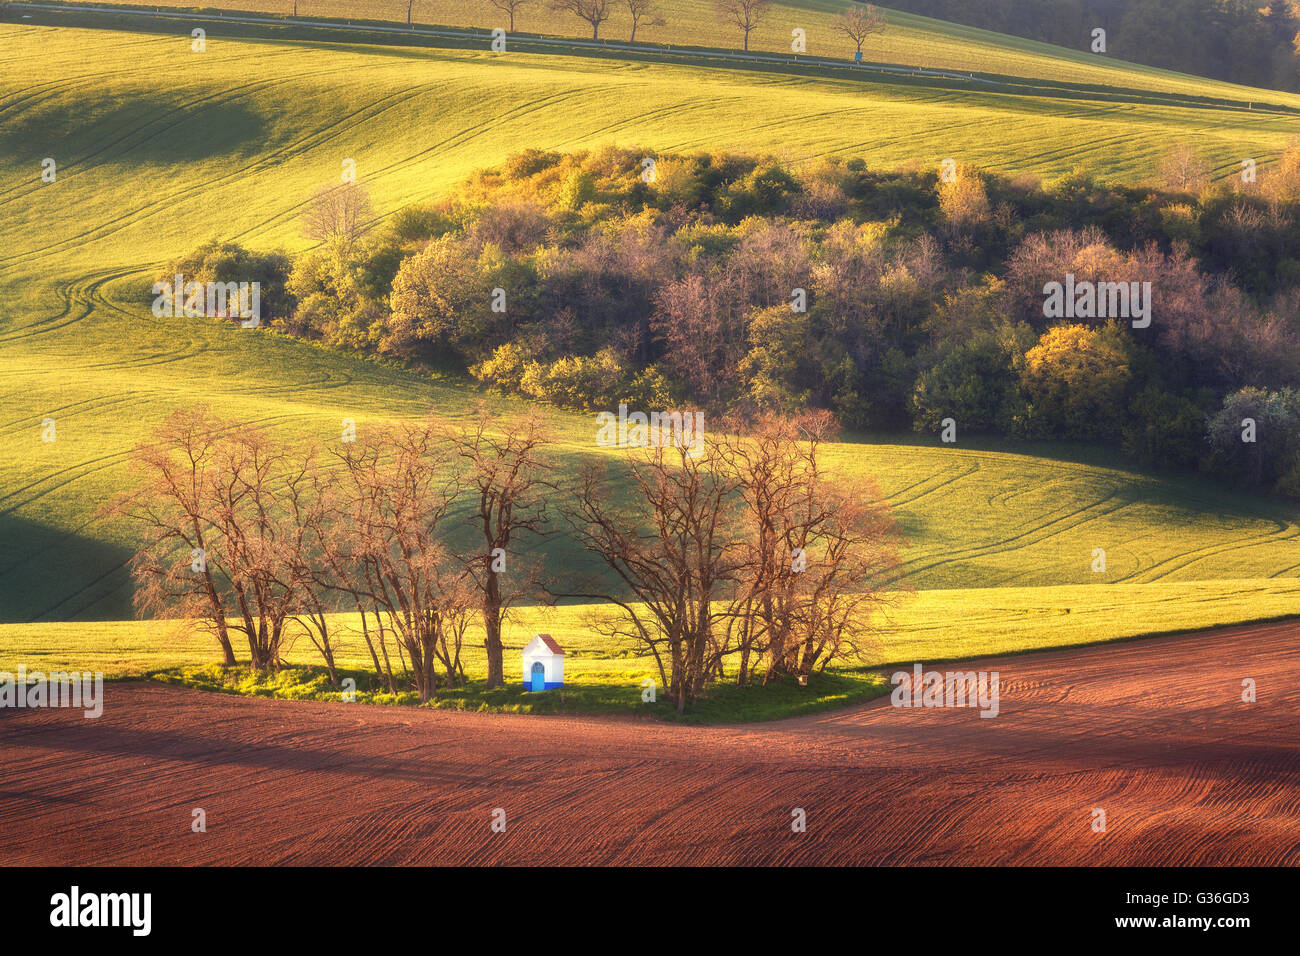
xmin=2 ymin=17 xmax=1299 ymax=716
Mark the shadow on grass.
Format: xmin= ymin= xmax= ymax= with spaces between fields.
xmin=0 ymin=512 xmax=134 ymax=622
xmin=147 ymin=663 xmax=891 ymax=724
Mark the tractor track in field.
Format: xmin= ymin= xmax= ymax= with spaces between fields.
xmin=1 ymin=618 xmax=1297 ymax=865
xmin=864 ymin=444 xmax=1299 ymax=587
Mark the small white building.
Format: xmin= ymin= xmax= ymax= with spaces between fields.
xmin=521 ymin=634 xmax=565 ymax=691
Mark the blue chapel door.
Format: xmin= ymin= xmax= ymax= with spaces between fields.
xmin=531 ymin=661 xmax=545 ymax=691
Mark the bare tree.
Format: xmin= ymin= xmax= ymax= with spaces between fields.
xmin=202 ymin=423 xmax=312 ymax=671
xmin=625 ymin=0 xmax=664 ymax=41
xmin=721 ymin=411 xmax=903 ymax=684
xmin=564 ymin=439 xmax=742 ymax=713
xmin=550 ymin=0 xmax=613 ymax=39
xmin=406 ymin=0 xmax=416 ymax=26
xmin=715 ymin=0 xmax=770 ymax=52
xmin=490 ymin=0 xmax=534 ymax=31
xmin=105 ymin=407 xmax=240 ymax=668
xmin=446 ymin=407 xmax=554 ymax=689
xmin=112 ymin=408 xmax=317 ymax=673
xmin=1157 ymin=144 xmax=1212 ymax=192
xmin=835 ymin=3 xmax=885 ymax=56
xmin=302 ymin=182 xmax=373 ymax=253
xmin=331 ymin=420 xmax=471 ymax=701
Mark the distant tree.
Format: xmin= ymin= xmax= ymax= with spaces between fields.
xmin=625 ymin=0 xmax=665 ymax=41
xmin=1267 ymin=0 xmax=1297 ymax=43
xmin=550 ymin=0 xmax=613 ymax=39
xmin=383 ymin=234 xmax=483 ymax=359
xmin=911 ymin=330 xmax=1020 ymax=434
xmin=1206 ymin=386 xmax=1300 ymax=491
xmin=1264 ymin=138 xmax=1300 ymax=200
xmin=651 ymin=273 xmax=748 ymax=405
xmin=302 ymin=182 xmax=374 ymax=254
xmin=834 ymin=3 xmax=886 ymax=56
xmin=937 ymin=164 xmax=991 ymax=230
xmin=406 ymin=0 xmax=415 ymax=26
xmin=715 ymin=0 xmax=770 ymax=52
xmin=1156 ymin=143 xmax=1212 ymax=192
xmin=490 ymin=0 xmax=534 ymax=32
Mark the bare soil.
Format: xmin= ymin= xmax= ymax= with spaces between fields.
xmin=2 ymin=621 xmax=1297 ymax=865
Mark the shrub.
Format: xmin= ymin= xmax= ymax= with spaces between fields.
xmin=1205 ymin=387 xmax=1300 ymax=491
xmin=1018 ymin=323 xmax=1132 ymax=441
xmin=1122 ymin=384 xmax=1207 ymax=469
xmin=912 ymin=330 xmax=1019 ymax=434
xmin=158 ymin=240 xmax=293 ymax=322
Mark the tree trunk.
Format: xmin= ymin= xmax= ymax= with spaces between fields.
xmin=357 ymin=605 xmax=386 ymax=682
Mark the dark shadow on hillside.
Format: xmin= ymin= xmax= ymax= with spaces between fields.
xmin=0 ymin=512 xmax=134 ymax=622
xmin=0 ymin=85 xmax=264 ymax=166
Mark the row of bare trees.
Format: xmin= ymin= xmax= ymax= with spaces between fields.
xmin=110 ymin=407 xmax=902 ymax=711
xmin=109 ymin=406 xmax=550 ymax=701
xmin=714 ymin=1 xmax=886 ymax=54
xmin=396 ymin=0 xmax=883 ymax=53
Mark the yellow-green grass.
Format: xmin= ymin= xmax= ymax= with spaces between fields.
xmin=3 ymin=23 xmax=1300 ymax=637
xmin=2 ymin=576 xmax=1296 ymax=685
xmin=75 ymin=0 xmax=1300 ymax=108
xmin=29 ymin=575 xmax=1293 ymax=720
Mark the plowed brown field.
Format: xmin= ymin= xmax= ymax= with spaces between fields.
xmin=2 ymin=621 xmax=1298 ymax=865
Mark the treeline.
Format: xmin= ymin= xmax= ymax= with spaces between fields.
xmin=177 ymin=144 xmax=1300 ymax=495
xmin=886 ymin=0 xmax=1300 ymax=91
xmin=107 ymin=407 xmax=901 ymax=712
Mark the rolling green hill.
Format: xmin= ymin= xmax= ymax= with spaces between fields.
xmin=68 ymin=0 xmax=1300 ymax=105
xmin=1 ymin=19 xmax=1298 ymax=645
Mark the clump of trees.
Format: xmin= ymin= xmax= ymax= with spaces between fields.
xmin=170 ymin=140 xmax=1300 ymax=498
xmin=880 ymin=0 xmax=1300 ymax=92
xmin=109 ymin=406 xmax=901 ymax=710
xmin=565 ymin=410 xmax=903 ymax=712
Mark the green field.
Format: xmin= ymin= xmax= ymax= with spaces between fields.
xmin=7 ymin=578 xmax=1300 ymax=675
xmin=2 ymin=577 xmax=1297 ymax=719
xmin=2 ymin=14 xmax=1299 ymax=715
xmin=74 ymin=0 xmax=1300 ymax=105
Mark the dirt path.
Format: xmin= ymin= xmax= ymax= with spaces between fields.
xmin=2 ymin=621 xmax=1297 ymax=865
